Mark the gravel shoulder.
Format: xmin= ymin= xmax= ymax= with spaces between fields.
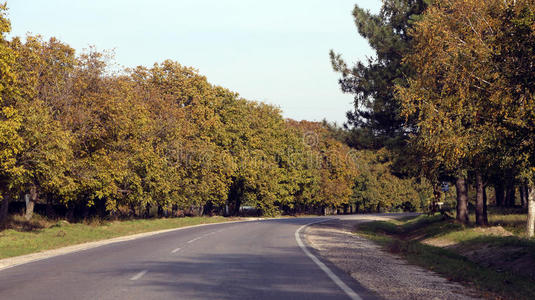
xmin=304 ymin=217 xmax=481 ymax=300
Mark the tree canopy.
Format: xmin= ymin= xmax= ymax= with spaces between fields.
xmin=0 ymin=3 xmax=429 ymax=223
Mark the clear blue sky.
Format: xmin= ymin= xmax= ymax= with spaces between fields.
xmin=7 ymin=0 xmax=381 ymax=124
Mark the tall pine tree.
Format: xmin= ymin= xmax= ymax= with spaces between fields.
xmin=330 ymin=0 xmax=427 ymax=149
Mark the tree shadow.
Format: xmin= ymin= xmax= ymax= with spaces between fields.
xmin=89 ymin=245 xmax=379 ymax=299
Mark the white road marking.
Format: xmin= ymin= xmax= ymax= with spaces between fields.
xmin=295 ymin=220 xmax=362 ymax=300
xmin=186 ymin=230 xmax=220 ymax=244
xmin=171 ymin=247 xmax=181 ymax=254
xmin=187 ymin=236 xmax=203 ymax=244
xmin=130 ymin=270 xmax=148 ymax=281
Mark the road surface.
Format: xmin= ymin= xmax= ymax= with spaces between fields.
xmin=0 ymin=217 xmax=379 ymax=300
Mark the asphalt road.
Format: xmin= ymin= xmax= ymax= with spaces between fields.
xmin=0 ymin=217 xmax=379 ymax=300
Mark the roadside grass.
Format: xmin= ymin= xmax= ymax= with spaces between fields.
xmin=356 ymin=213 xmax=535 ymax=300
xmin=486 ymin=208 xmax=527 ymax=236
xmin=0 ymin=214 xmax=237 ymax=259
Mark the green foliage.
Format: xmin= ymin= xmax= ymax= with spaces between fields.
xmin=351 ymin=148 xmax=429 ymax=212
xmin=0 ymin=3 xmax=426 ymax=221
xmin=330 ymin=0 xmax=427 ymax=148
xmin=396 ymin=0 xmax=535 ymax=232
xmin=10 ymin=35 xmax=75 ymax=203
xmin=330 ymin=0 xmax=433 ymax=211
xmin=0 ymin=4 xmax=23 ymax=196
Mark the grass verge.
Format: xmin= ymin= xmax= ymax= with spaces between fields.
xmin=0 ymin=215 xmax=238 ymax=259
xmin=356 ymin=214 xmax=535 ymax=300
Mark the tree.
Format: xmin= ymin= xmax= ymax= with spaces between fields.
xmin=398 ymin=0 xmax=535 ymax=232
xmin=218 ymin=100 xmax=301 ymax=216
xmin=10 ymin=35 xmax=75 ymax=219
xmin=0 ymin=5 xmax=23 ymax=224
xmin=330 ymin=0 xmax=434 ymax=216
xmin=396 ymin=0 xmax=510 ymax=226
xmin=0 ymin=2 xmax=434 ymax=221
xmin=492 ymin=0 xmax=535 ymax=236
xmin=330 ymin=0 xmax=427 ymax=148
xmin=131 ymin=61 xmax=235 ymax=215
xmin=349 ymin=148 xmax=423 ymax=212
xmin=287 ymin=120 xmax=360 ymax=214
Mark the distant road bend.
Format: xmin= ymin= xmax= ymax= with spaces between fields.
xmin=0 ymin=217 xmax=379 ymax=300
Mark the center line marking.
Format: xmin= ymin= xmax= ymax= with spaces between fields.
xmin=187 ymin=236 xmax=202 ymax=243
xmin=130 ymin=270 xmax=148 ymax=281
xmin=171 ymin=247 xmax=181 ymax=254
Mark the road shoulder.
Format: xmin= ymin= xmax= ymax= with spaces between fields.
xmin=304 ymin=217 xmax=481 ymax=300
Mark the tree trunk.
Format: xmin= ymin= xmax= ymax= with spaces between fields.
xmin=234 ymin=199 xmax=242 ymax=216
xmin=456 ymin=176 xmax=469 ymax=224
xmin=67 ymin=203 xmax=75 ymax=221
xmin=83 ymin=205 xmax=90 ymax=220
xmin=129 ymin=203 xmax=136 ymax=217
xmin=46 ymin=197 xmax=54 ymax=218
xmin=430 ymin=184 xmax=441 ymax=214
xmin=495 ymin=182 xmax=505 ymax=207
xmin=145 ymin=203 xmax=151 ymax=218
xmin=25 ymin=184 xmax=38 ymax=221
xmin=483 ymin=184 xmax=488 ymax=225
xmin=527 ymin=186 xmax=535 ymax=238
xmin=522 ymin=185 xmax=529 ymax=210
xmin=475 ymin=172 xmax=487 ymax=226
xmin=520 ymin=185 xmax=526 ymax=208
xmin=172 ymin=204 xmax=179 ymax=217
xmin=505 ymin=181 xmax=516 ymax=207
xmin=0 ymin=195 xmax=9 ymax=225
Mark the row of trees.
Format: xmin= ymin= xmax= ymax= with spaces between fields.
xmin=398 ymin=0 xmax=535 ymax=234
xmin=332 ymin=0 xmax=535 ymax=236
xmin=0 ymin=5 xmax=425 ymax=223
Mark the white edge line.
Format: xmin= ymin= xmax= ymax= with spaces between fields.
xmin=130 ymin=270 xmax=148 ymax=281
xmin=295 ymin=220 xmax=362 ymax=300
xmin=171 ymin=247 xmax=181 ymax=254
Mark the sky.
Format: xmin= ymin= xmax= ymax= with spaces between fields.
xmin=7 ymin=0 xmax=381 ymax=125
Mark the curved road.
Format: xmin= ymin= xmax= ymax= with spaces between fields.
xmin=0 ymin=217 xmax=378 ymax=300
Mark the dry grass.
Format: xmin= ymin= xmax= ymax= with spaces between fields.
xmin=1 ymin=214 xmax=56 ymax=232
xmin=488 ymin=213 xmax=527 ymax=236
